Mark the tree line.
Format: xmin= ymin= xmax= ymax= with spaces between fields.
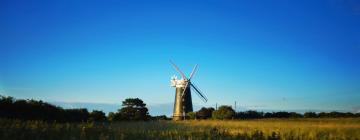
xmin=0 ymin=95 xmax=107 ymax=122
xmin=0 ymin=95 xmax=154 ymax=122
xmin=1 ymin=95 xmax=359 ymax=122
xmin=186 ymin=105 xmax=360 ymax=120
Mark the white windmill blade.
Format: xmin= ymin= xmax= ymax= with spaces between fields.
xmin=188 ymin=64 xmax=198 ymax=80
xmin=181 ymin=81 xmax=189 ymax=98
xmin=190 ymin=83 xmax=208 ymax=102
xmin=169 ymin=60 xmax=188 ymax=80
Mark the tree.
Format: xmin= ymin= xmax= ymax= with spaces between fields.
xmin=212 ymin=105 xmax=235 ymax=120
xmin=118 ymin=98 xmax=149 ymax=121
xmin=263 ymin=112 xmax=273 ymax=118
xmin=304 ymin=112 xmax=318 ymax=118
xmin=317 ymin=111 xmax=355 ymax=118
xmin=89 ymin=110 xmax=106 ymax=122
xmin=197 ymin=107 xmax=214 ymax=119
xmin=271 ymin=112 xmax=291 ymax=118
xmin=64 ymin=109 xmax=89 ymax=122
xmin=356 ymin=112 xmax=360 ymax=117
xmin=112 ymin=112 xmax=124 ymax=121
xmin=151 ymin=115 xmax=169 ymax=121
xmin=289 ymin=112 xmax=303 ymax=118
xmin=236 ymin=110 xmax=263 ymax=119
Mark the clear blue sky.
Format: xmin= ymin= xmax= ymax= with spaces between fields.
xmin=1 ymin=0 xmax=360 ymax=114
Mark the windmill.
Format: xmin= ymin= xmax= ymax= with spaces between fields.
xmin=170 ymin=61 xmax=208 ymax=121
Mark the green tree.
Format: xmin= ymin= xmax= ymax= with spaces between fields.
xmin=118 ymin=98 xmax=149 ymax=121
xmin=197 ymin=107 xmax=214 ymax=119
xmin=304 ymin=112 xmax=318 ymax=118
xmin=289 ymin=112 xmax=303 ymax=118
xmin=212 ymin=105 xmax=235 ymax=120
xmin=89 ymin=110 xmax=106 ymax=122
xmin=112 ymin=112 xmax=124 ymax=121
xmin=356 ymin=112 xmax=360 ymax=117
xmin=151 ymin=115 xmax=169 ymax=120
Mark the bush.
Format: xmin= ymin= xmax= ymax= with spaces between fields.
xmin=197 ymin=107 xmax=214 ymax=119
xmin=151 ymin=115 xmax=170 ymax=121
xmin=212 ymin=106 xmax=235 ymax=120
xmin=187 ymin=112 xmax=196 ymax=120
xmin=89 ymin=110 xmax=107 ymax=122
xmin=304 ymin=112 xmax=318 ymax=118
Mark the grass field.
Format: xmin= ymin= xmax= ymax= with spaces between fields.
xmin=1 ymin=118 xmax=360 ymax=140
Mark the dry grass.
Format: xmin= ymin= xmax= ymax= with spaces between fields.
xmin=1 ymin=118 xmax=360 ymax=140
xmin=178 ymin=118 xmax=360 ymax=139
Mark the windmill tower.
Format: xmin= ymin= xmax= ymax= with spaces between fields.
xmin=170 ymin=61 xmax=208 ymax=121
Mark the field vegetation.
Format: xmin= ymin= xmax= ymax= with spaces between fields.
xmin=2 ymin=95 xmax=360 ymax=139
xmin=1 ymin=118 xmax=360 ymax=140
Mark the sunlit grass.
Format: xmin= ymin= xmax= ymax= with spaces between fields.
xmin=1 ymin=118 xmax=360 ymax=140
xmin=179 ymin=119 xmax=360 ymax=139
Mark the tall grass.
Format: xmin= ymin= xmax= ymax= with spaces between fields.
xmin=1 ymin=118 xmax=359 ymax=140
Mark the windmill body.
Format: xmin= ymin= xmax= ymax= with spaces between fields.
xmin=170 ymin=77 xmax=193 ymax=120
xmin=170 ymin=61 xmax=207 ymax=121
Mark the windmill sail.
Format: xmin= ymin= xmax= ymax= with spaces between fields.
xmin=181 ymin=64 xmax=198 ymax=98
xmin=190 ymin=83 xmax=208 ymax=102
xmin=170 ymin=60 xmax=188 ymax=80
xmin=189 ymin=64 xmax=198 ymax=80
